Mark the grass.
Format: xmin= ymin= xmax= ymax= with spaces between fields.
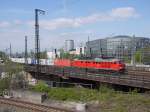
xmin=31 ymin=81 xmax=150 ymax=112
xmin=99 ymin=91 xmax=150 ymax=112
xmin=47 ymin=87 xmax=99 ymax=101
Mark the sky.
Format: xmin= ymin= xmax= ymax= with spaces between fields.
xmin=0 ymin=0 xmax=150 ymax=53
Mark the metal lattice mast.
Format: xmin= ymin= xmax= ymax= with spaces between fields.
xmin=25 ymin=36 xmax=28 ymax=64
xmin=10 ymin=43 xmax=11 ymax=58
xmin=35 ymin=9 xmax=45 ymax=75
xmin=131 ymin=35 xmax=136 ymax=65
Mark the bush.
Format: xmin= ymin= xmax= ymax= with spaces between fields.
xmin=47 ymin=87 xmax=98 ymax=102
xmin=30 ymin=85 xmax=150 ymax=112
xmin=0 ymin=78 xmax=10 ymax=92
xmin=32 ymin=81 xmax=49 ymax=92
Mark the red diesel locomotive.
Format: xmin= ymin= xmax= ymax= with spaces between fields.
xmin=54 ymin=58 xmax=125 ymax=73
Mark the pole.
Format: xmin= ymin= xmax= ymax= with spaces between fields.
xmin=35 ymin=9 xmax=45 ymax=76
xmin=54 ymin=49 xmax=57 ymax=58
xmin=25 ymin=36 xmax=28 ymax=64
xmin=35 ymin=9 xmax=39 ymax=65
xmin=24 ymin=36 xmax=28 ymax=87
xmin=88 ymin=36 xmax=90 ymax=57
xmin=10 ymin=43 xmax=11 ymax=58
xmin=131 ymin=35 xmax=136 ymax=65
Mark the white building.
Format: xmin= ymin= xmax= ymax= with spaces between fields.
xmin=75 ymin=46 xmax=86 ymax=55
xmin=47 ymin=51 xmax=60 ymax=59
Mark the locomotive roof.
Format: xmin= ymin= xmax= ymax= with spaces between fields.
xmin=75 ymin=58 xmax=121 ymax=62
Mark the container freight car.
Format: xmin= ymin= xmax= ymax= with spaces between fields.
xmin=10 ymin=58 xmax=54 ymax=65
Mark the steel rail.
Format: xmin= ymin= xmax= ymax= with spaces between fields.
xmin=0 ymin=97 xmax=74 ymax=112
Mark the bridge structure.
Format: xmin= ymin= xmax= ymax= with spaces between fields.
xmin=25 ymin=65 xmax=150 ymax=89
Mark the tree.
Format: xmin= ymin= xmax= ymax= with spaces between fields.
xmin=4 ymin=61 xmax=23 ymax=78
xmin=10 ymin=72 xmax=26 ymax=90
xmin=33 ymin=81 xmax=49 ymax=92
xmin=134 ymin=50 xmax=142 ymax=63
xmin=40 ymin=51 xmax=47 ymax=59
xmin=142 ymin=47 xmax=150 ymax=64
xmin=28 ymin=50 xmax=34 ymax=58
xmin=0 ymin=51 xmax=8 ymax=62
xmin=0 ymin=78 xmax=11 ymax=94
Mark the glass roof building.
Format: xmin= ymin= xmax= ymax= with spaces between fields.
xmin=86 ymin=35 xmax=150 ymax=60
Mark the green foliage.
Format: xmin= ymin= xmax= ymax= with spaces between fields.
xmin=4 ymin=61 xmax=23 ymax=77
xmin=0 ymin=51 xmax=8 ymax=62
xmin=123 ymin=56 xmax=131 ymax=63
xmin=48 ymin=88 xmax=98 ymax=102
xmin=32 ymin=81 xmax=49 ymax=92
xmin=28 ymin=50 xmax=34 ymax=58
xmin=10 ymin=72 xmax=26 ymax=89
xmin=60 ymin=51 xmax=74 ymax=59
xmin=134 ymin=50 xmax=142 ymax=63
xmin=40 ymin=51 xmax=47 ymax=59
xmin=61 ymin=52 xmax=71 ymax=59
xmin=59 ymin=49 xmax=67 ymax=59
xmin=31 ymin=84 xmax=150 ymax=112
xmin=59 ymin=49 xmax=81 ymax=59
xmin=99 ymin=85 xmax=114 ymax=93
xmin=134 ymin=47 xmax=150 ymax=64
xmin=0 ymin=78 xmax=10 ymax=94
xmin=48 ymin=88 xmax=78 ymax=101
xmin=142 ymin=47 xmax=150 ymax=64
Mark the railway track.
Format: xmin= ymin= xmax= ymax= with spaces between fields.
xmin=25 ymin=65 xmax=150 ymax=89
xmin=127 ymin=70 xmax=150 ymax=74
xmin=126 ymin=70 xmax=150 ymax=78
xmin=0 ymin=97 xmax=74 ymax=112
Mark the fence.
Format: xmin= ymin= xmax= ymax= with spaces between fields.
xmin=45 ymin=81 xmax=93 ymax=89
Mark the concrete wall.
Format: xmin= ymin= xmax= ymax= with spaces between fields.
xmin=11 ymin=90 xmax=47 ymax=104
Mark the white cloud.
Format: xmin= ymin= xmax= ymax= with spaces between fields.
xmin=0 ymin=7 xmax=143 ymax=52
xmin=30 ymin=7 xmax=139 ymax=30
xmin=13 ymin=20 xmax=22 ymax=25
xmin=0 ymin=20 xmax=23 ymax=29
xmin=110 ymin=7 xmax=139 ymax=18
xmin=0 ymin=21 xmax=11 ymax=28
xmin=1 ymin=7 xmax=139 ymax=30
xmin=41 ymin=18 xmax=80 ymax=30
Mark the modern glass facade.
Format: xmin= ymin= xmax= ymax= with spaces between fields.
xmin=107 ymin=36 xmax=133 ymax=60
xmin=86 ymin=39 xmax=107 ymax=57
xmin=86 ymin=35 xmax=150 ymax=60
